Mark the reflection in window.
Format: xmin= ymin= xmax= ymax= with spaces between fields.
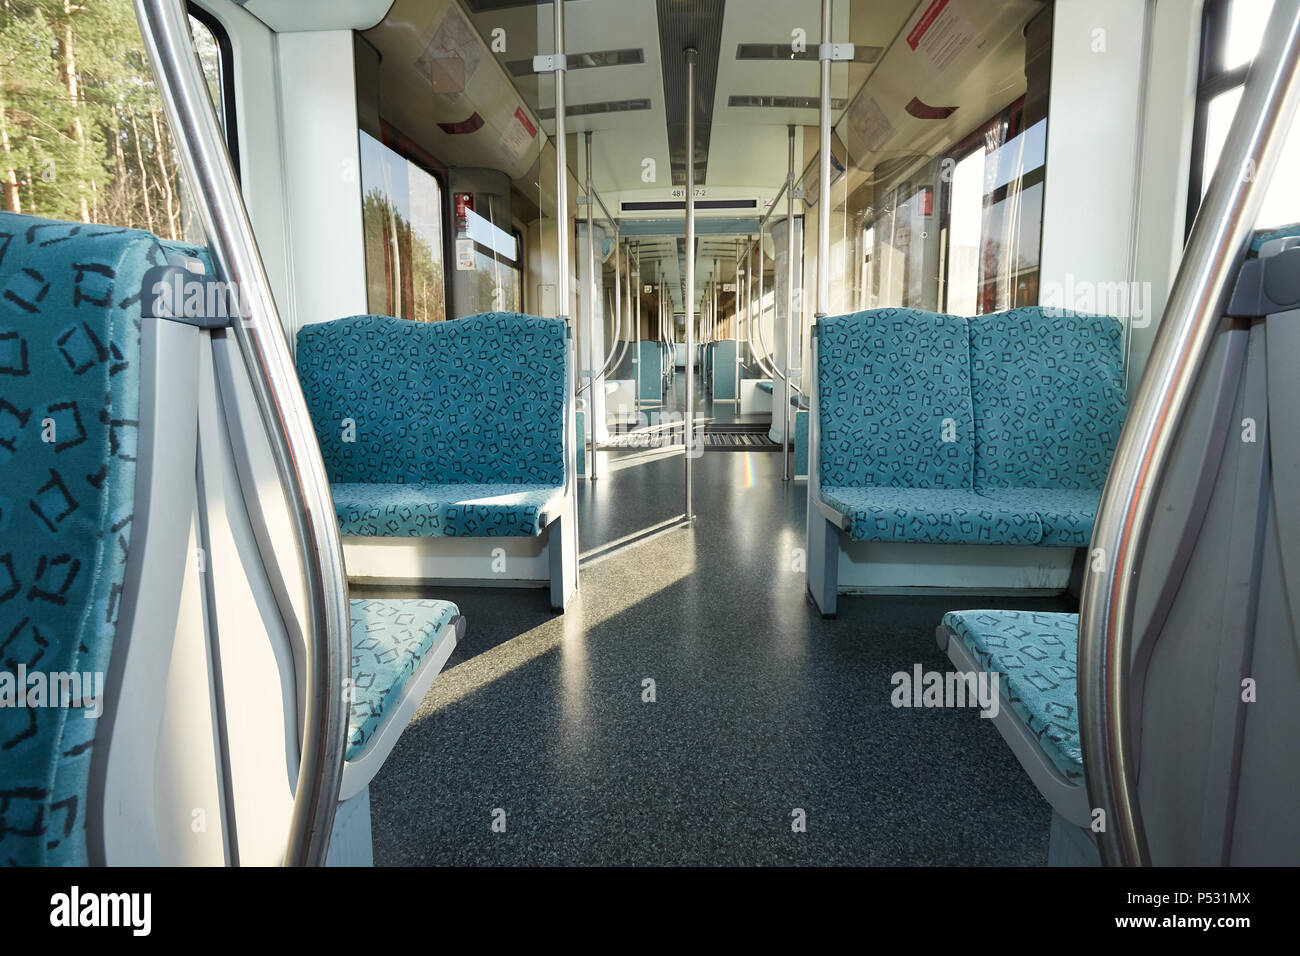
xmin=359 ymin=129 xmax=446 ymax=322
xmin=454 ymin=202 xmax=522 ymax=316
xmin=944 ymin=149 xmax=984 ymax=317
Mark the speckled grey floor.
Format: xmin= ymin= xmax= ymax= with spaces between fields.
xmin=357 ymin=435 xmax=1071 ymax=865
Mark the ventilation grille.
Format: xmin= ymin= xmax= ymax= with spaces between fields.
xmin=729 ymin=94 xmax=848 ymax=110
xmin=536 ymin=98 xmax=652 ymax=120
xmin=463 ymin=0 xmax=549 ymax=11
xmin=735 ymin=42 xmax=882 ymax=62
xmin=657 ymin=0 xmax=726 ymax=186
xmin=505 ymin=48 xmax=645 ymax=76
xmin=622 ymin=199 xmax=758 ymax=212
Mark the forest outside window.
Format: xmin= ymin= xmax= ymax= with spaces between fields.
xmin=0 ymin=0 xmax=230 ymax=239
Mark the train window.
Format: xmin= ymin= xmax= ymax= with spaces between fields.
xmin=835 ymin=11 xmax=1049 ymax=318
xmin=1191 ymin=0 xmax=1300 ymax=231
xmin=453 ymin=202 xmax=522 ymax=316
xmin=186 ymin=4 xmax=236 ymax=174
xmin=0 ymin=0 xmax=230 ymax=239
xmin=359 ymin=129 xmax=448 ymax=323
xmin=943 ymin=147 xmax=984 ymax=317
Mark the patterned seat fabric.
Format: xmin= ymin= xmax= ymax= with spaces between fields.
xmin=819 ymin=308 xmax=975 ymax=490
xmin=816 ymin=307 xmax=1125 ymax=547
xmin=347 ymin=598 xmax=458 ymax=761
xmin=969 ymin=308 xmax=1126 ymax=494
xmin=332 ymin=481 xmax=565 ymax=537
xmin=0 ymin=212 xmax=157 ymax=864
xmin=943 ymin=609 xmax=1083 ymax=782
xmin=822 ymin=486 xmax=1041 ymax=545
xmin=296 ymin=312 xmax=569 ymax=538
xmin=975 ymin=487 xmax=1102 ymax=548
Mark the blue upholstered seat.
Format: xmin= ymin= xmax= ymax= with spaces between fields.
xmin=157 ymin=238 xmax=214 ymax=273
xmin=814 ymin=306 xmax=1125 ymax=549
xmin=1247 ymin=220 xmax=1300 ymax=255
xmin=942 ymin=610 xmax=1083 ymax=782
xmin=296 ymin=312 xmax=569 ymax=540
xmin=333 ymin=481 xmax=565 ymax=537
xmin=969 ymin=309 xmax=1126 ymax=492
xmin=347 ymin=598 xmax=458 ymax=761
xmin=821 ymin=486 xmax=1041 ymax=545
xmin=0 ymin=211 xmax=158 ymax=865
xmin=975 ymin=487 xmax=1103 ymax=547
xmin=818 ymin=308 xmax=976 ymax=489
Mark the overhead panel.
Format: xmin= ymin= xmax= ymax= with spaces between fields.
xmin=505 ymin=48 xmax=645 ymax=76
xmin=655 ymin=0 xmax=726 ymax=185
xmin=735 ymin=42 xmax=881 ymax=63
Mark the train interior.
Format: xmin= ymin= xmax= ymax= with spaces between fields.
xmin=1 ymin=0 xmax=1299 ymax=874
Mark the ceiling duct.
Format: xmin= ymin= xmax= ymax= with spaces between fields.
xmin=735 ymin=42 xmax=881 ymax=63
xmin=462 ymin=0 xmax=549 ymax=11
xmin=729 ymin=94 xmax=848 ymax=110
xmin=505 ymin=48 xmax=644 ymax=76
xmin=535 ymin=98 xmax=652 ymax=120
xmin=656 ymin=0 xmax=726 ymax=185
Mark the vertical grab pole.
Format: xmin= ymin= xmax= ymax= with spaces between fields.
xmin=684 ymin=46 xmax=698 ymax=521
xmin=611 ymin=228 xmax=621 ymax=444
xmin=757 ymin=228 xmax=764 ymax=386
xmin=634 ymin=244 xmax=641 ymax=415
xmin=1079 ymin=0 xmax=1300 ymax=867
xmin=548 ymin=0 xmax=580 ymax=561
xmin=783 ymin=124 xmax=796 ymax=481
xmin=735 ymin=240 xmax=743 ymax=405
xmin=584 ymin=131 xmax=598 ymax=480
xmin=816 ymin=0 xmax=833 ymax=321
xmin=713 ymin=259 xmax=720 ymax=342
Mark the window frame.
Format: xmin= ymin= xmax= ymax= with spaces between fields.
xmin=1186 ymin=0 xmax=1251 ymax=238
xmin=186 ymin=2 xmax=240 ymax=182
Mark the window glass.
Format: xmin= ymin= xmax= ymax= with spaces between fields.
xmin=1195 ymin=0 xmax=1300 ymax=228
xmin=453 ymin=202 xmax=522 ymax=316
xmin=830 ymin=5 xmax=1050 ymax=320
xmin=944 ymin=149 xmax=983 ymax=317
xmin=359 ymin=129 xmax=447 ymax=322
xmin=1225 ymin=0 xmax=1273 ymax=71
xmin=0 ymin=1 xmax=224 ymax=239
xmin=189 ymin=14 xmax=225 ymax=139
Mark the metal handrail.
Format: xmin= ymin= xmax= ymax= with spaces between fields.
xmin=684 ymin=46 xmax=698 ymax=518
xmin=1078 ymin=0 xmax=1300 ymax=867
xmin=134 ymin=0 xmax=350 ymax=866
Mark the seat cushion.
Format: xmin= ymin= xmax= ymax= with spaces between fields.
xmin=977 ymin=487 xmax=1102 ymax=547
xmin=942 ymin=609 xmax=1083 ymax=782
xmin=821 ymin=486 xmax=1041 ymax=544
xmin=347 ymin=598 xmax=457 ymax=761
xmin=333 ymin=481 xmax=564 ymax=537
xmin=969 ymin=307 xmax=1126 ymax=491
xmin=818 ymin=308 xmax=975 ymax=489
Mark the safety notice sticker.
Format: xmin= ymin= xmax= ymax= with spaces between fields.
xmin=906 ymin=0 xmax=974 ymax=74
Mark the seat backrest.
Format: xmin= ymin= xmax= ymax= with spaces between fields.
xmin=298 ymin=311 xmax=569 ymax=486
xmin=0 ymin=211 xmax=157 ymax=865
xmin=1248 ymin=219 xmax=1300 ymax=255
xmin=817 ymin=307 xmax=975 ymax=489
xmin=968 ymin=306 xmax=1126 ymax=490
